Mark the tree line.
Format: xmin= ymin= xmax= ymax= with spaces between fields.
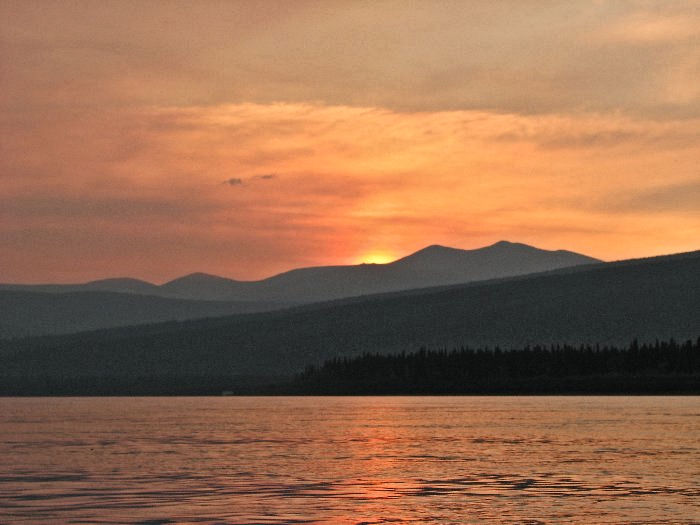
xmin=3 ymin=338 xmax=698 ymax=395
xmin=294 ymin=338 xmax=700 ymax=394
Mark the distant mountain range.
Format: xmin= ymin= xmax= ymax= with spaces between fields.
xmin=1 ymin=240 xmax=600 ymax=302
xmin=2 ymin=248 xmax=698 ymax=394
xmin=0 ymin=241 xmax=600 ymax=338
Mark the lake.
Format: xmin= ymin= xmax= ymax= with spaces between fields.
xmin=0 ymin=396 xmax=698 ymax=524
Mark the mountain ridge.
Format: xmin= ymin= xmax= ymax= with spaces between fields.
xmin=0 ymin=241 xmax=602 ymax=303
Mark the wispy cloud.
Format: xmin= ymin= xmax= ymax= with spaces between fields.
xmin=2 ymin=2 xmax=699 ymax=118
xmin=223 ymin=174 xmax=277 ymax=187
xmin=596 ymin=12 xmax=698 ymax=44
xmin=600 ymin=182 xmax=700 ymax=215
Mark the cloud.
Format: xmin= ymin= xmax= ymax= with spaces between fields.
xmin=2 ymin=2 xmax=699 ymax=118
xmin=597 ymin=12 xmax=698 ymax=44
xmin=1 ymin=101 xmax=699 ymax=283
xmin=604 ymin=182 xmax=700 ymax=215
xmin=492 ymin=114 xmax=699 ymax=150
xmin=223 ymin=174 xmax=276 ymax=187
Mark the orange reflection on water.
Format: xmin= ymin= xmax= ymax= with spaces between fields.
xmin=0 ymin=396 xmax=698 ymax=524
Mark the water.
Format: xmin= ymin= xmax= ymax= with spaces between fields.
xmin=0 ymin=397 xmax=698 ymax=524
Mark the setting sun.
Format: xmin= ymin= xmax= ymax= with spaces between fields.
xmin=358 ymin=253 xmax=397 ymax=265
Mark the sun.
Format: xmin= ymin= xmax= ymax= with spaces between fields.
xmin=357 ymin=252 xmax=396 ymax=265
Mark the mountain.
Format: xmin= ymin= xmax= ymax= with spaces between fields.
xmin=0 ymin=291 xmax=290 ymax=339
xmin=0 ymin=241 xmax=599 ymax=338
xmin=157 ymin=241 xmax=600 ymax=302
xmin=158 ymin=273 xmax=254 ymax=301
xmin=0 ymin=241 xmax=601 ymax=303
xmin=2 ymin=249 xmax=697 ymax=394
xmin=0 ymin=277 xmax=159 ymax=295
xmin=79 ymin=278 xmax=161 ymax=295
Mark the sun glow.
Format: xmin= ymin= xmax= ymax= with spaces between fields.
xmin=358 ymin=253 xmax=396 ymax=265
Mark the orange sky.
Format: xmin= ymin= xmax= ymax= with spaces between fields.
xmin=1 ymin=1 xmax=699 ymax=283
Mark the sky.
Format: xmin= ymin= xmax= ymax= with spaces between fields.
xmin=1 ymin=1 xmax=699 ymax=283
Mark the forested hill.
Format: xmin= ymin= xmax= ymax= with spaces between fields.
xmin=1 ymin=250 xmax=698 ymax=395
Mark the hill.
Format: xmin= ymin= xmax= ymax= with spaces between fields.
xmin=1 ymin=249 xmax=697 ymax=394
xmin=0 ymin=277 xmax=160 ymax=296
xmin=0 ymin=291 xmax=289 ymax=339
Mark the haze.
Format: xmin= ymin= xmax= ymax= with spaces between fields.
xmin=1 ymin=1 xmax=699 ymax=283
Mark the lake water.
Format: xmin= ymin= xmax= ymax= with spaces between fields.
xmin=0 ymin=397 xmax=698 ymax=524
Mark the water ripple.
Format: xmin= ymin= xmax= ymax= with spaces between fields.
xmin=0 ymin=396 xmax=698 ymax=524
